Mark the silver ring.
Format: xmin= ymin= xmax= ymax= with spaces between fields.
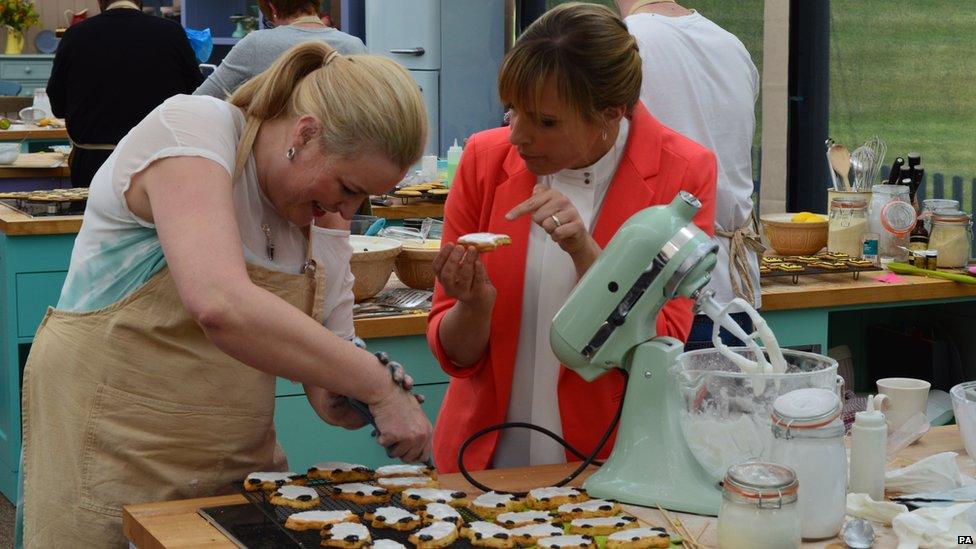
xmin=550 ymin=214 xmax=562 ymax=228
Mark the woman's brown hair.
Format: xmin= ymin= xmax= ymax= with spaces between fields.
xmin=228 ymin=42 xmax=427 ymax=179
xmin=257 ymin=0 xmax=320 ymax=21
xmin=498 ymin=2 xmax=641 ymax=124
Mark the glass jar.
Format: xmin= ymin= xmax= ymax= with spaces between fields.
xmin=769 ymin=389 xmax=846 ymax=540
xmin=828 ymin=198 xmax=868 ymax=257
xmin=717 ymin=462 xmax=800 ymax=549
xmin=929 ymin=211 xmax=972 ymax=268
xmin=869 ymin=185 xmax=913 ymax=262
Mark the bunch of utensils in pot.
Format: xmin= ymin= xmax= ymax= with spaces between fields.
xmin=826 ymin=136 xmax=887 ymax=191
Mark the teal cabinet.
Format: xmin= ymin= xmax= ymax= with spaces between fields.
xmin=0 ymin=55 xmax=54 ymax=97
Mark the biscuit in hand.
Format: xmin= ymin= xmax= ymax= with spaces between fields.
xmin=457 ymin=232 xmax=512 ymax=252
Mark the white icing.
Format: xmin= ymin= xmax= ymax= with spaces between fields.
xmin=274 ymin=486 xmax=318 ymax=500
xmin=371 ymin=540 xmax=406 ymax=549
xmin=311 ymin=461 xmax=367 ymax=473
xmin=458 ymin=232 xmax=508 ymax=245
xmin=335 ymin=482 xmax=386 ymax=495
xmin=538 ymin=535 xmax=593 ymax=548
xmin=325 ymin=522 xmax=370 ymax=541
xmin=570 ymin=516 xmax=634 ymax=528
xmin=372 ymin=506 xmax=419 ymax=524
xmin=377 ymin=476 xmax=433 ymax=487
xmin=529 ymin=487 xmax=582 ymax=500
xmin=375 ymin=464 xmax=427 ymax=476
xmin=403 ymin=488 xmax=464 ymax=503
xmin=473 ymin=491 xmax=516 ymax=508
xmin=287 ymin=510 xmax=355 ymax=524
xmin=557 ymin=499 xmax=616 ymax=514
xmin=423 ymin=503 xmax=461 ymax=522
xmin=246 ymin=471 xmax=299 ymax=483
xmin=607 ymin=527 xmax=669 ymax=541
xmin=413 ymin=521 xmax=456 ymax=540
xmin=496 ymin=510 xmax=553 ymax=525
xmin=510 ymin=523 xmax=564 ymax=538
xmin=466 ymin=521 xmax=510 ymax=539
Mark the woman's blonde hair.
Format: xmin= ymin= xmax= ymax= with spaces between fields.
xmin=229 ymin=42 xmax=427 ymax=178
xmin=498 ymin=2 xmax=641 ymax=124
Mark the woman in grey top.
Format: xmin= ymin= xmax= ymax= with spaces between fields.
xmin=195 ymin=0 xmax=366 ymax=98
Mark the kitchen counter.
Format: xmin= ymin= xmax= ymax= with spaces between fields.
xmin=123 ymin=425 xmax=969 ymax=548
xmin=0 ymin=125 xmax=68 ymax=142
xmin=371 ymin=199 xmax=445 ymax=220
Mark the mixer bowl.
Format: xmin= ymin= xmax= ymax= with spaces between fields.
xmin=670 ymin=347 xmax=839 ymax=483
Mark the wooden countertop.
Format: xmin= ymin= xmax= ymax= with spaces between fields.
xmin=124 ymin=425 xmax=968 ymax=548
xmin=0 ymin=152 xmax=70 ymax=179
xmin=760 ymin=270 xmax=976 ymax=311
xmin=0 ymin=202 xmax=82 ymax=236
xmin=0 ymin=125 xmax=68 ymax=141
xmin=371 ymin=200 xmax=444 ymax=220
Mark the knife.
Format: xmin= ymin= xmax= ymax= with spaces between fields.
xmin=887 ymin=157 xmax=904 ymax=185
xmin=345 ymin=398 xmax=436 ymax=469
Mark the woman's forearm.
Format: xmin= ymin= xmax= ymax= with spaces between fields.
xmin=437 ymin=299 xmax=494 ymax=367
xmin=571 ymin=238 xmax=603 ymax=278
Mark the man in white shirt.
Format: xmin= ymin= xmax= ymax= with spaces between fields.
xmin=617 ymin=0 xmax=762 ymax=348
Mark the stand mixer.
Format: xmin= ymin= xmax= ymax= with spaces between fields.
xmin=550 ymin=191 xmax=788 ymax=515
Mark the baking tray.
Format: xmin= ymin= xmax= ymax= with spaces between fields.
xmin=760 ymin=255 xmax=882 ymax=284
xmin=238 ymin=479 xmax=486 ymax=548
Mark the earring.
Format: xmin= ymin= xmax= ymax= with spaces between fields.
xmin=286 ymin=147 xmax=296 ymax=160
xmin=602 ymin=130 xmax=608 ymax=141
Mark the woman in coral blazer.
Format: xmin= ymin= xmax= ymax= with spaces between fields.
xmin=427 ymin=3 xmax=717 ymax=473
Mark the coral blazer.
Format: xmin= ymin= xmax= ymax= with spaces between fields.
xmin=427 ymin=103 xmax=717 ymax=473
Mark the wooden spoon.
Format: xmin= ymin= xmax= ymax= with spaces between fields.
xmin=828 ymin=144 xmax=852 ymax=191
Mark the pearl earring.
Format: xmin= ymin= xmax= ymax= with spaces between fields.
xmin=286 ymin=147 xmax=296 ymax=160
xmin=602 ymin=130 xmax=608 ymax=141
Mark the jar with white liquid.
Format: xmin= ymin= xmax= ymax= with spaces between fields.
xmin=717 ymin=462 xmax=800 ymax=549
xmin=828 ymin=198 xmax=868 ymax=257
xmin=929 ymin=211 xmax=972 ymax=268
xmin=769 ymin=388 xmax=846 ymax=540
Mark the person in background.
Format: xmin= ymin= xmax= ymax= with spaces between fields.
xmin=47 ymin=0 xmax=203 ymax=188
xmin=617 ymin=0 xmax=762 ymax=348
xmin=194 ymin=0 xmax=365 ymax=99
xmin=427 ymin=3 xmax=716 ymax=472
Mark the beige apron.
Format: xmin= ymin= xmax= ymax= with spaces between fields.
xmin=22 ymin=256 xmax=325 ymax=547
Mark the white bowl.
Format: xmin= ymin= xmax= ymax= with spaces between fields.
xmin=950 ymin=381 xmax=976 ymax=459
xmin=0 ymin=143 xmax=19 ymax=165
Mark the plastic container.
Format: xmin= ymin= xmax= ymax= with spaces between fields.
xmin=929 ymin=210 xmax=972 ymax=268
xmin=446 ymin=139 xmax=463 ymax=188
xmin=717 ymin=461 xmax=801 ymax=549
xmin=849 ymin=394 xmax=888 ymax=500
xmin=769 ymin=388 xmax=846 ymax=540
xmin=950 ymin=381 xmax=976 ymax=459
xmin=0 ymin=143 xmax=19 ymax=165
xmin=827 ymin=198 xmax=868 ymax=257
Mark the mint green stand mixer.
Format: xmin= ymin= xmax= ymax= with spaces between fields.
xmin=550 ymin=191 xmax=777 ymax=516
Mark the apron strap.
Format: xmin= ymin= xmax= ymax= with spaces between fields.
xmin=68 ymin=135 xmax=116 ymax=151
xmin=715 ymin=222 xmax=766 ymax=307
xmin=628 ymin=0 xmax=677 ymax=16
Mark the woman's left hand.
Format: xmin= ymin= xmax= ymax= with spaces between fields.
xmin=305 ymin=385 xmax=369 ymax=429
xmin=506 ymin=183 xmax=601 ymax=270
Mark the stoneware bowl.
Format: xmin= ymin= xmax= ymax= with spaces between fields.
xmin=760 ymin=213 xmax=829 ymax=256
xmin=394 ymin=239 xmax=441 ymax=290
xmin=349 ymin=235 xmax=401 ymax=302
xmin=0 ymin=143 xmax=20 ymax=165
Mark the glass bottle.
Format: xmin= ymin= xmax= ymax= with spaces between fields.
xmin=828 ymin=198 xmax=868 ymax=257
xmin=929 ymin=211 xmax=972 ymax=268
xmin=717 ymin=462 xmax=800 ymax=549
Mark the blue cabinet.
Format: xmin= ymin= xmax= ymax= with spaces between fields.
xmin=0 ymin=55 xmax=54 ymax=97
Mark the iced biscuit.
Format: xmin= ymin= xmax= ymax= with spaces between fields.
xmin=407 ymin=521 xmax=459 ymax=549
xmin=374 ymin=464 xmax=436 ymax=479
xmin=401 ymin=488 xmax=468 ymax=509
xmin=605 ymin=527 xmax=671 ymax=549
xmin=330 ymin=482 xmax=390 ymax=504
xmin=461 ymin=521 xmax=515 ymax=548
xmin=556 ymin=499 xmax=620 ymax=520
xmin=321 ymin=522 xmax=371 ymax=549
xmin=364 ymin=506 xmax=422 ymax=532
xmin=375 ymin=475 xmax=438 ymax=493
xmin=471 ymin=491 xmax=520 ymax=518
xmin=419 ymin=503 xmax=462 ymax=526
xmin=457 ymin=232 xmax=512 ymax=252
xmin=269 ymin=485 xmax=320 ymax=509
xmin=284 ymin=510 xmax=358 ymax=531
xmin=244 ymin=471 xmax=304 ymax=492
xmin=525 ymin=487 xmax=588 ymax=510
xmin=495 ymin=509 xmax=556 ymax=528
xmin=307 ymin=462 xmax=373 ymax=482
xmin=508 ymin=523 xmax=564 ymax=545
xmin=536 ymin=534 xmax=598 ymax=549
xmin=568 ymin=515 xmax=639 ymax=535
xmin=370 ymin=541 xmax=407 ymax=549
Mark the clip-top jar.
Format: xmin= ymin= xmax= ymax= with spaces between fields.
xmin=717 ymin=461 xmax=800 ymax=549
xmin=769 ymin=388 xmax=846 ymax=540
xmin=929 ymin=210 xmax=972 ymax=268
xmin=828 ymin=198 xmax=868 ymax=257
xmin=869 ymin=185 xmax=914 ymax=262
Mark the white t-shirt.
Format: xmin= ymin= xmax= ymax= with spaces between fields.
xmin=59 ymin=94 xmax=355 ymax=339
xmin=626 ymin=10 xmax=761 ymax=307
xmin=492 ymin=119 xmax=630 ymax=468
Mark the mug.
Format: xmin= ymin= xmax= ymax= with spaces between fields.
xmin=64 ymin=9 xmax=88 ymax=27
xmin=876 ymin=377 xmax=931 ymax=431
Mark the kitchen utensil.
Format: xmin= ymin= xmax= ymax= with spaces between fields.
xmin=760 ymin=213 xmax=828 ymax=256
xmin=373 ymin=288 xmax=432 ymax=310
xmin=864 ymin=136 xmax=887 ymax=188
xmin=344 ymin=397 xmax=435 ymax=468
xmin=34 ymin=30 xmax=58 ymax=54
xmin=842 ymin=518 xmax=875 ymax=548
xmin=886 ymin=262 xmax=976 ymax=283
xmin=888 ymin=157 xmax=905 ymax=185
xmin=364 ymin=218 xmax=386 ymax=236
xmin=826 ymin=138 xmax=840 ymax=190
xmin=850 ymin=146 xmax=874 ymax=191
xmin=828 ymin=144 xmax=852 ymax=191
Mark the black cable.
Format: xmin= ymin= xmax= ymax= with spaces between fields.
xmin=457 ymin=369 xmax=629 ymax=497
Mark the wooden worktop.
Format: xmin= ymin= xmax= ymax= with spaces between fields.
xmin=0 ymin=202 xmax=82 ymax=235
xmin=123 ymin=425 xmax=967 ymax=549
xmin=0 ymin=125 xmax=68 ymax=141
xmin=371 ymin=200 xmax=444 ymax=220
xmin=0 ymin=152 xmax=70 ymax=179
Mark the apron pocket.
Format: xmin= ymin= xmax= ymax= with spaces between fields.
xmin=79 ymin=383 xmax=275 ymax=517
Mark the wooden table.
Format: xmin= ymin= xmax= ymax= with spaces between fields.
xmin=0 ymin=202 xmax=82 ymax=235
xmin=371 ymin=200 xmax=445 ymax=220
xmin=0 ymin=125 xmax=68 ymax=142
xmin=123 ymin=425 xmax=968 ymax=549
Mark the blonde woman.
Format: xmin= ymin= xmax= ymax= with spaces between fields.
xmin=21 ymin=42 xmax=431 ymax=547
xmin=428 ymin=3 xmax=717 ymax=471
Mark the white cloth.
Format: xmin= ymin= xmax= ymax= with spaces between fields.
xmin=626 ymin=10 xmax=761 ymax=307
xmin=60 ymin=95 xmax=354 ymax=336
xmin=886 ymin=452 xmax=973 ymax=494
xmin=492 ymin=119 xmax=630 ymax=468
xmin=893 ymin=502 xmax=976 ymax=549
xmin=846 ymin=493 xmax=909 ymax=526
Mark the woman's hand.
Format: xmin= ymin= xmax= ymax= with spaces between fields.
xmin=432 ymin=243 xmax=496 ymax=308
xmin=506 ymin=184 xmax=601 ymax=275
xmin=368 ymin=382 xmax=433 ymax=463
xmin=305 ymin=385 xmax=369 ymax=430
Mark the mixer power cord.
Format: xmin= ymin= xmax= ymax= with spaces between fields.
xmin=456 ymin=369 xmax=628 ymax=497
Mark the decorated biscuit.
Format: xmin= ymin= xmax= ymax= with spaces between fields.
xmin=495 ymin=509 xmax=556 ymax=528
xmin=375 ymin=475 xmax=438 ymax=493
xmin=331 ymin=482 xmax=390 ymax=504
xmin=536 ymin=534 xmax=598 ymax=549
xmin=568 ymin=515 xmax=639 ymax=535
xmin=556 ymin=499 xmax=621 ymax=520
xmin=407 ymin=521 xmax=459 ymax=549
xmin=605 ymin=527 xmax=671 ymax=549
xmin=269 ymin=485 xmax=320 ymax=509
xmin=374 ymin=464 xmax=435 ymax=479
xmin=457 ymin=232 xmax=512 ymax=252
xmin=321 ymin=522 xmax=371 ymax=549
xmin=284 ymin=510 xmax=358 ymax=531
xmin=525 ymin=486 xmax=588 ymax=510
xmin=401 ymin=487 xmax=468 ymax=509
xmin=243 ymin=471 xmax=304 ymax=492
xmin=509 ymin=523 xmax=565 ymax=545
xmin=364 ymin=506 xmax=422 ymax=532
xmin=471 ymin=491 xmax=520 ymax=517
xmin=307 ymin=461 xmax=373 ymax=482
xmin=461 ymin=521 xmax=515 ymax=548
xmin=420 ymin=502 xmax=462 ymax=526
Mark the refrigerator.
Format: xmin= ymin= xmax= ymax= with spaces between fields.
xmin=365 ymin=0 xmax=514 ymax=157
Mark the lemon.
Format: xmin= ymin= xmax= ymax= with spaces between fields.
xmin=791 ymin=212 xmax=825 ymax=223
xmin=0 ymin=118 xmax=10 ymax=130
